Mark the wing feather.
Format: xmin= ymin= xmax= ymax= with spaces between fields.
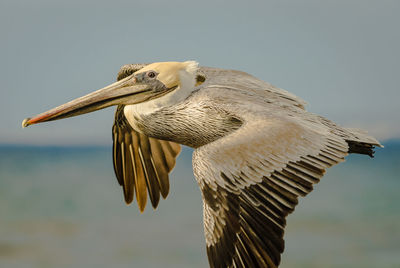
xmin=122 ymin=140 xmax=135 ymax=204
xmin=148 ymin=139 xmax=171 ymax=198
xmin=112 ymin=106 xmax=181 ymax=211
xmin=130 ymin=132 xmax=148 ymax=212
xmin=193 ymin=118 xmax=350 ymax=268
xmin=159 ymin=140 xmax=179 ymax=171
xmin=136 ymin=132 xmax=161 ymax=208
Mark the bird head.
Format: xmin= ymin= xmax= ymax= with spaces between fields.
xmin=22 ymin=61 xmax=203 ymax=127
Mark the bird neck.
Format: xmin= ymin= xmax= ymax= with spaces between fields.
xmin=124 ymin=95 xmax=243 ymax=148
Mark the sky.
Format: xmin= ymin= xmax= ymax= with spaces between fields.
xmin=1 ymin=0 xmax=399 ymax=145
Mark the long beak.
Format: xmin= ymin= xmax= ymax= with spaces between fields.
xmin=22 ymin=75 xmax=151 ymax=128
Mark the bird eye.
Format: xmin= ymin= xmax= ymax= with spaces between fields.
xmin=147 ymin=71 xmax=156 ymax=78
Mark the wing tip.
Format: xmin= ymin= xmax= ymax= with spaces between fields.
xmin=123 ymin=194 xmax=134 ymax=205
xmin=137 ymin=200 xmax=147 ymax=213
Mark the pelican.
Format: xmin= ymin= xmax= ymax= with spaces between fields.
xmin=23 ymin=61 xmax=382 ymax=268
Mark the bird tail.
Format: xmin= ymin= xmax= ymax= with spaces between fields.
xmin=344 ymin=128 xmax=383 ymax=158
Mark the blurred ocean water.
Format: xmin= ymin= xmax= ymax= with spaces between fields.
xmin=0 ymin=142 xmax=399 ymax=268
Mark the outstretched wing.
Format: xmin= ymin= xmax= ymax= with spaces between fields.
xmin=193 ymin=117 xmax=351 ymax=268
xmin=112 ymin=63 xmax=180 ymax=211
xmin=112 ymin=106 xmax=181 ymax=211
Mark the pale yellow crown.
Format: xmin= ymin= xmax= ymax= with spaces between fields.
xmin=136 ymin=61 xmax=198 ymax=88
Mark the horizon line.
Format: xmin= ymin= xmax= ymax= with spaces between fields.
xmin=1 ymin=138 xmax=399 ymax=149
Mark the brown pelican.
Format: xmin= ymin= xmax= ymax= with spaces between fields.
xmin=22 ymin=61 xmax=381 ymax=268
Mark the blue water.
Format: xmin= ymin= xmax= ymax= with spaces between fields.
xmin=0 ymin=142 xmax=399 ymax=268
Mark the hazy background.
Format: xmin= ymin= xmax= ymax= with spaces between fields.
xmin=1 ymin=0 xmax=399 ymax=267
xmin=1 ymin=0 xmax=399 ymax=144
